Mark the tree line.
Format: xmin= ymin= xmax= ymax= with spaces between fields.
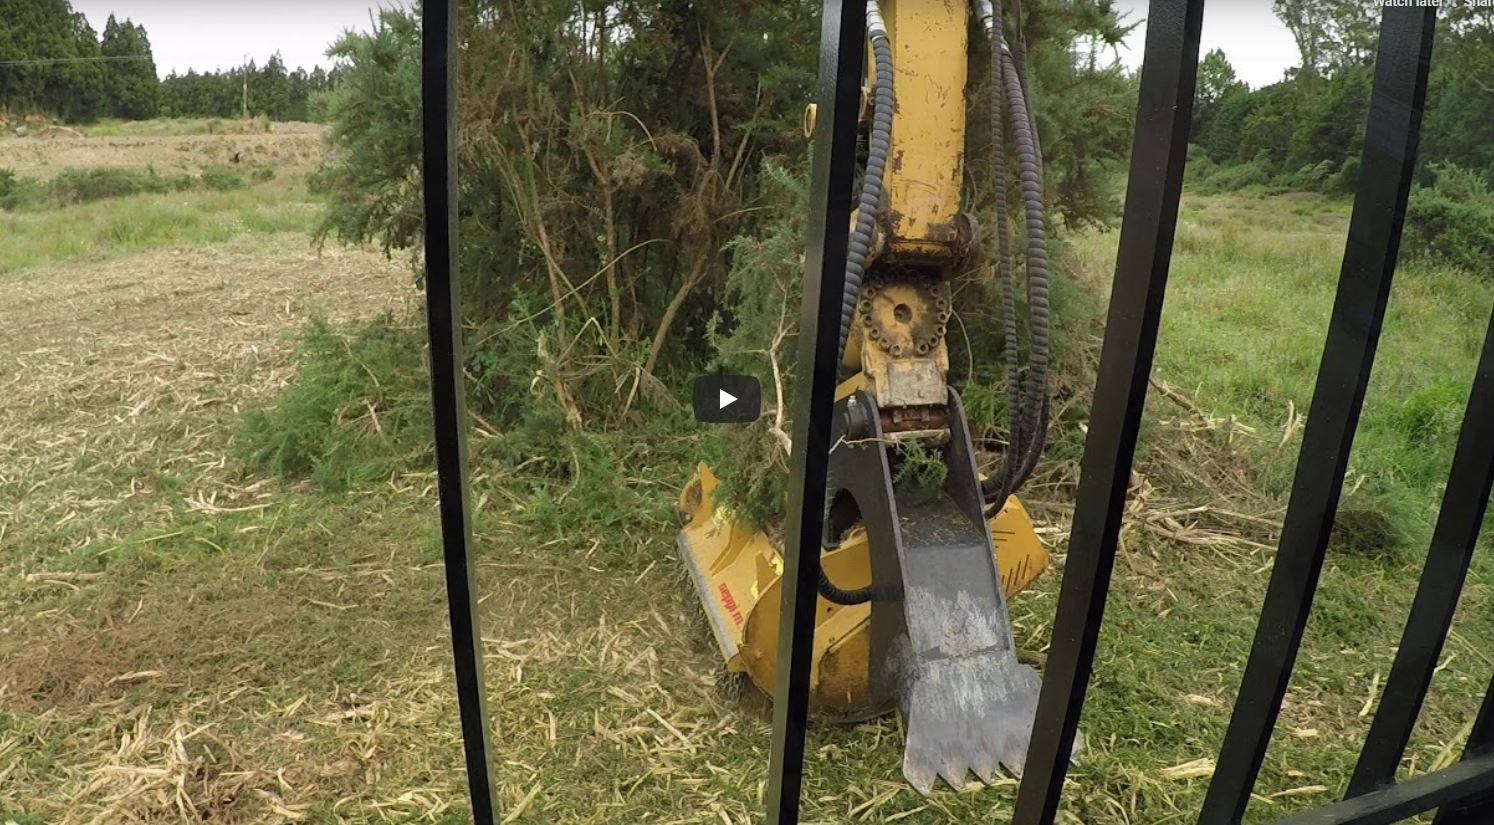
xmin=161 ymin=59 xmax=341 ymax=123
xmin=1189 ymin=1 xmax=1493 ymax=190
xmin=0 ymin=0 xmax=339 ymax=123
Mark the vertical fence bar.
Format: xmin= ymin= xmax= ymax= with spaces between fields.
xmin=1348 ymin=301 xmax=1494 ymax=797
xmin=763 ymin=1 xmax=865 ymax=822
xmin=1433 ymin=678 xmax=1494 ymax=824
xmin=1010 ymin=1 xmax=1205 ymax=821
xmin=1196 ymin=9 xmax=1437 ymax=824
xmin=422 ymin=1 xmax=501 ymax=822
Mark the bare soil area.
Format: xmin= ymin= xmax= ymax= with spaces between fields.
xmin=0 ymin=127 xmax=328 ymax=178
xmin=0 ymin=236 xmax=415 ymax=548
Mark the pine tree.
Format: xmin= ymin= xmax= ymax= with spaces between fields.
xmin=58 ymin=12 xmax=107 ymax=121
xmin=0 ymin=0 xmax=103 ymax=119
xmin=254 ymin=53 xmax=291 ymax=119
xmin=101 ymin=14 xmax=159 ymax=119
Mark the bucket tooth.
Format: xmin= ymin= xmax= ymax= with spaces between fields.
xmin=971 ymin=747 xmax=999 ymax=786
xmin=896 ymin=624 xmax=1043 ymax=792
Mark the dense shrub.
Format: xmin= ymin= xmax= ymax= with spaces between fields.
xmin=1192 ymin=44 xmax=1491 ymax=203
xmin=1234 ymin=83 xmax=1299 ymax=166
xmin=1203 ymin=86 xmax=1256 ymax=164
xmin=47 ymin=167 xmax=191 ymax=204
xmin=294 ymin=0 xmax=1139 ymax=501
xmin=238 ymin=316 xmax=432 ymax=492
xmin=1185 ymin=144 xmax=1218 ymax=184
xmin=308 ymin=9 xmax=422 ymax=261
xmin=199 ymin=165 xmax=246 ymax=191
xmin=0 ymin=165 xmax=269 ymax=211
xmin=1333 ymin=155 xmax=1361 ymax=195
xmin=1192 ymin=156 xmax=1275 ymax=194
xmin=0 ymin=168 xmax=24 ymax=209
xmin=1404 ymin=163 xmax=1494 ymax=273
xmin=1285 ymin=68 xmax=1370 ymax=171
xmin=1281 ymin=160 xmax=1337 ymax=192
xmin=699 ymin=163 xmax=808 ymax=529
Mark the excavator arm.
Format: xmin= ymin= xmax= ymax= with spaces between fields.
xmin=677 ymin=0 xmax=1077 ymax=794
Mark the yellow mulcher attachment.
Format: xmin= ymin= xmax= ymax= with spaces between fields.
xmin=678 ymin=463 xmax=1049 ymax=720
xmin=678 ymin=0 xmax=1080 ymax=793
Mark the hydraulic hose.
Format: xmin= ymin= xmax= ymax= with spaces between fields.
xmin=1001 ymin=43 xmax=1051 ymax=496
xmin=835 ymin=1 xmax=894 ymax=359
xmin=976 ymin=0 xmax=1052 ymax=518
xmin=977 ymin=0 xmax=1023 ymax=507
xmin=819 ymin=1 xmax=894 ymax=607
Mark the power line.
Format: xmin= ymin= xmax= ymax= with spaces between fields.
xmin=0 ymin=55 xmax=152 ymax=67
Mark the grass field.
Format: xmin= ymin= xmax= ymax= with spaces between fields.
xmin=0 ymin=131 xmax=1489 ymax=824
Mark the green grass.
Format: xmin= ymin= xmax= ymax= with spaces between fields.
xmin=1 ymin=165 xmax=251 ymax=211
xmin=2 ymin=178 xmax=1490 ymax=823
xmin=222 ymin=190 xmax=1493 ymax=821
xmin=1073 ymin=192 xmax=1494 ymax=552
xmin=1043 ymin=190 xmax=1494 ymax=820
xmin=0 ymin=174 xmax=318 ymax=276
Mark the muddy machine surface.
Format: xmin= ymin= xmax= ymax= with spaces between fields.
xmin=677 ymin=0 xmax=1077 ymax=793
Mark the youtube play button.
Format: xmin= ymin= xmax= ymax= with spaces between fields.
xmin=692 ymin=374 xmax=761 ymax=424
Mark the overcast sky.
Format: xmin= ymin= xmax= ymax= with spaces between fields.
xmin=1112 ymin=0 xmax=1301 ymax=88
xmin=72 ymin=0 xmax=1302 ymax=89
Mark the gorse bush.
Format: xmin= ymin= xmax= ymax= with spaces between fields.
xmin=1405 ymin=162 xmax=1494 ymax=274
xmin=1282 ymin=159 xmax=1337 ymax=192
xmin=239 ymin=316 xmax=432 ymax=492
xmin=0 ymin=168 xmax=20 ymax=209
xmin=308 ymin=9 xmax=422 ymax=261
xmin=286 ymin=0 xmax=1140 ymax=502
xmin=199 ymin=166 xmax=246 ymax=191
xmin=0 ymin=166 xmax=257 ymax=211
xmin=700 ymin=162 xmax=808 ymax=530
xmin=46 ymin=167 xmax=193 ymax=205
xmin=1191 ymin=155 xmax=1274 ymax=194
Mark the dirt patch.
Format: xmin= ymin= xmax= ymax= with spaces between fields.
xmin=0 ymin=237 xmax=417 ymax=559
xmin=0 ymin=561 xmax=442 ymax=823
xmin=0 ymin=129 xmax=328 ymax=178
xmin=266 ymin=121 xmax=325 ymax=135
xmin=1 ymin=554 xmax=437 ymax=711
xmin=36 ymin=125 xmax=84 ymax=139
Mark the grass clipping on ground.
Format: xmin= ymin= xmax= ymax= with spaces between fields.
xmin=3 ymin=176 xmax=1493 ymax=824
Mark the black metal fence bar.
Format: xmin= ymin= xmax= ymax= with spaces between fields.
xmin=1265 ymin=753 xmax=1494 ymax=825
xmin=1010 ymin=1 xmax=1205 ymax=821
xmin=763 ymin=1 xmax=866 ymax=822
xmin=421 ymin=1 xmax=501 ymax=822
xmin=1196 ymin=9 xmax=1437 ymax=825
xmin=1348 ymin=301 xmax=1494 ymax=797
xmin=1433 ymin=681 xmax=1494 ymax=824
